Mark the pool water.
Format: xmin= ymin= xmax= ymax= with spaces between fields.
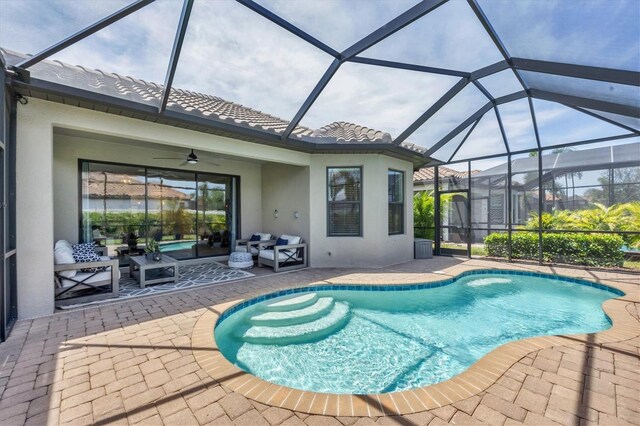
xmin=214 ymin=273 xmax=620 ymax=394
xmin=158 ymin=241 xmax=195 ymax=251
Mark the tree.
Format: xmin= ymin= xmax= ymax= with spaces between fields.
xmin=414 ymin=191 xmax=435 ymax=239
xmin=584 ymin=167 xmax=640 ymax=205
xmin=413 ymin=191 xmax=455 ymax=239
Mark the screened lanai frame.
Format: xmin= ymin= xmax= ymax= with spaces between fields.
xmin=1 ymin=0 xmax=640 ymax=339
xmin=3 ymin=0 xmax=639 ymax=159
xmin=430 ymin=140 xmax=640 ymax=264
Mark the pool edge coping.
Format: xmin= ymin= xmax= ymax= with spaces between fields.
xmin=191 ymin=266 xmax=640 ymax=417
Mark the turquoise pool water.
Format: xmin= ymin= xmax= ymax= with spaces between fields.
xmin=158 ymin=241 xmax=195 ymax=251
xmin=214 ymin=272 xmax=621 ymax=394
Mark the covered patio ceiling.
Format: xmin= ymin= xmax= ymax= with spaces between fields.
xmin=1 ymin=0 xmax=639 ymax=168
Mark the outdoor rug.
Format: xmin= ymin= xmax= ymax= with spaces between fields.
xmin=58 ymin=261 xmax=254 ymax=309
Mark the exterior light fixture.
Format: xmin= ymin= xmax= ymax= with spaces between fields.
xmin=274 ymin=209 xmax=279 ymax=218
xmin=294 ymin=211 xmax=300 ymax=219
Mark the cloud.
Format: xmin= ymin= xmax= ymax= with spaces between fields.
xmin=301 ymin=62 xmax=458 ymax=137
xmin=478 ymin=0 xmax=640 ymax=71
xmin=362 ymin=0 xmax=504 ymax=72
xmin=252 ymin=0 xmax=421 ymax=51
xmin=0 ymin=0 xmax=637 ymax=158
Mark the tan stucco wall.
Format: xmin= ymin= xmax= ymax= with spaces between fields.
xmin=308 ymin=155 xmax=414 ymax=268
xmin=52 ymin=134 xmax=263 ymax=244
xmin=16 ymin=98 xmax=415 ymax=319
xmin=17 ymin=98 xmax=310 ymax=319
xmin=260 ymin=164 xmax=310 ymax=244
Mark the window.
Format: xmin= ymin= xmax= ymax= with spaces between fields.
xmin=80 ymin=161 xmax=238 ymax=262
xmin=327 ymin=167 xmax=362 ymax=236
xmin=388 ymin=170 xmax=404 ymax=235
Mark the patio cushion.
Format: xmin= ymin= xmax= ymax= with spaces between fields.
xmin=276 ymin=237 xmax=288 ymax=246
xmin=256 ymin=233 xmax=272 ymax=241
xmin=249 ymin=234 xmax=261 ymax=241
xmin=259 ymin=249 xmax=301 ymax=261
xmin=59 ymin=268 xmax=120 ymax=289
xmin=54 ymin=244 xmax=77 ymax=278
xmin=280 ymin=234 xmax=301 ymax=245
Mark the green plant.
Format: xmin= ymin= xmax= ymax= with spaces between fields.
xmin=484 ymin=232 xmax=625 ymax=267
xmin=145 ymin=239 xmax=160 ymax=254
xmin=413 ymin=191 xmax=435 ymax=239
xmin=523 ymin=202 xmax=640 ymax=248
xmin=413 ymin=191 xmax=456 ymax=239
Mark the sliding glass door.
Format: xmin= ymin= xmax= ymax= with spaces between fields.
xmin=80 ymin=161 xmax=238 ymax=263
xmin=194 ymin=175 xmax=236 ymax=257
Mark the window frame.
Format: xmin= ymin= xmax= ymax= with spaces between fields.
xmin=77 ymin=159 xmax=241 ymax=259
xmin=388 ymin=169 xmax=405 ymax=235
xmin=326 ymin=166 xmax=363 ymax=237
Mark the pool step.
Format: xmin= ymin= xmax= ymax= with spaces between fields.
xmin=264 ymin=293 xmax=318 ymax=312
xmin=250 ymin=297 xmax=335 ymax=327
xmin=240 ymin=302 xmax=350 ymax=344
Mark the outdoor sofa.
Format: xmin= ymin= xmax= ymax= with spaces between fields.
xmin=257 ymin=234 xmax=308 ymax=272
xmin=54 ymin=240 xmax=119 ymax=306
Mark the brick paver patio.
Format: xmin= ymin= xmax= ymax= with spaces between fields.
xmin=0 ymin=258 xmax=638 ymax=425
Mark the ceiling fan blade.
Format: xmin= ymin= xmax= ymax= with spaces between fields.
xmin=153 ymin=157 xmax=184 ymax=160
xmin=202 ymin=160 xmax=221 ymax=167
xmin=179 ymin=160 xmax=188 ymax=166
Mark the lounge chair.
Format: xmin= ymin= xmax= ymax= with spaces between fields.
xmin=54 ymin=240 xmax=119 ymax=306
xmin=258 ymin=234 xmax=308 ymax=272
xmin=235 ymin=233 xmax=273 ymax=257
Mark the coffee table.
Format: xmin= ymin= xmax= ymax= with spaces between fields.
xmin=129 ymin=254 xmax=179 ymax=288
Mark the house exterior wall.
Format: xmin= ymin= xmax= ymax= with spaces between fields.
xmin=52 ymin=133 xmax=264 ymax=245
xmin=16 ymin=98 xmax=416 ymax=319
xmin=309 ymin=154 xmax=414 ymax=268
xmin=17 ymin=98 xmax=309 ymax=319
xmin=261 ymin=164 xmax=310 ymax=244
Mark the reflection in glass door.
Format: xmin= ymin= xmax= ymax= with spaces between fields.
xmin=194 ymin=174 xmax=236 ymax=257
xmin=147 ymin=169 xmax=197 ymax=260
xmin=81 ymin=161 xmax=239 ymax=263
xmin=438 ymin=191 xmax=470 ymax=256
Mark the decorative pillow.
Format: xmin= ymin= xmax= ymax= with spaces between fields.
xmin=72 ymin=242 xmax=96 ymax=256
xmin=55 ymin=240 xmax=72 ymax=251
xmin=73 ymin=250 xmax=107 ymax=273
xmin=249 ymin=234 xmax=261 ymax=242
xmin=54 ymin=245 xmax=77 ymax=278
xmin=256 ymin=233 xmax=272 ymax=241
xmin=276 ymin=237 xmax=288 ymax=246
xmin=280 ymin=234 xmax=301 ymax=245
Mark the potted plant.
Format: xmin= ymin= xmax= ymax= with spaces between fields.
xmin=145 ymin=239 xmax=162 ymax=261
xmin=127 ymin=232 xmax=138 ymax=250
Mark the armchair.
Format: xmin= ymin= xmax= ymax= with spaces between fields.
xmin=257 ymin=234 xmax=308 ymax=272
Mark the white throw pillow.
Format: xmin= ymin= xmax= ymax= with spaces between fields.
xmin=54 ymin=245 xmax=77 ymax=278
xmin=55 ymin=240 xmax=72 ymax=250
xmin=280 ymin=234 xmax=301 ymax=245
xmin=256 ymin=233 xmax=272 ymax=241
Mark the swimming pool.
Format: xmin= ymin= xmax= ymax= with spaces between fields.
xmin=214 ymin=271 xmax=623 ymax=394
xmin=158 ymin=241 xmax=195 ymax=251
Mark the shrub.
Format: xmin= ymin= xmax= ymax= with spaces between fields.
xmin=484 ymin=232 xmax=625 ymax=267
xmin=524 ymin=202 xmax=640 ymax=248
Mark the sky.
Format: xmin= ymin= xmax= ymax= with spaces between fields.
xmin=0 ymin=0 xmax=638 ymax=167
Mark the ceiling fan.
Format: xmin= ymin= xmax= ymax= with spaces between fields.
xmin=153 ymin=149 xmax=220 ymax=167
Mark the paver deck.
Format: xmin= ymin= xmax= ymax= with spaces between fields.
xmin=0 ymin=258 xmax=638 ymax=425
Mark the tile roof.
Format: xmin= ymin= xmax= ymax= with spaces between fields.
xmin=1 ymin=48 xmax=424 ymax=153
xmin=312 ymin=122 xmax=392 ymax=144
xmin=87 ymin=172 xmax=191 ymax=200
xmin=413 ymin=166 xmax=475 ymax=182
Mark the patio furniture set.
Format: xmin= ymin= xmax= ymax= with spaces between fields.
xmin=52 ymin=233 xmax=307 ymax=307
xmin=232 ymin=232 xmax=308 ymax=273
